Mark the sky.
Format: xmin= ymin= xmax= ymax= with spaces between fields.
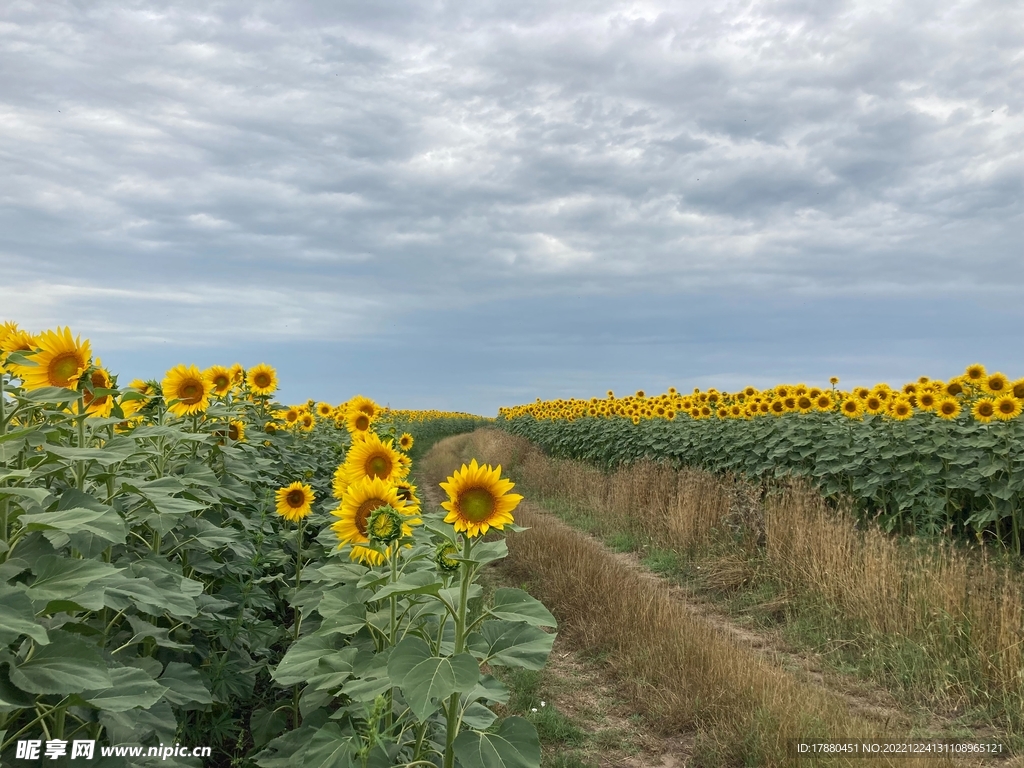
xmin=1 ymin=0 xmax=1021 ymax=415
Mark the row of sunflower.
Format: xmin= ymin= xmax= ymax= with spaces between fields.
xmin=498 ymin=365 xmax=1024 ymax=551
xmin=0 ymin=320 xmax=552 ymax=766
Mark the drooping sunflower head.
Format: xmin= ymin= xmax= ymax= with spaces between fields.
xmin=162 ymin=364 xmax=212 ymax=417
xmin=440 ymin=458 xmax=523 ymax=538
xmin=398 ymin=433 xmax=414 ymax=451
xmin=247 ymin=363 xmax=278 ymax=397
xmin=936 ymin=398 xmax=961 ymax=420
xmin=993 ymin=396 xmax=1022 ymax=421
xmin=275 ymin=481 xmax=316 ymax=523
xmin=205 ymin=365 xmax=234 ymax=397
xmin=12 ymin=326 xmax=90 ymax=391
xmin=229 ymin=363 xmax=245 ymax=386
xmin=973 ymin=398 xmax=996 ymax=423
xmin=228 ymin=420 xmax=246 ymax=442
xmin=80 ymin=363 xmax=115 ymax=418
xmin=434 ymin=541 xmax=460 ymax=573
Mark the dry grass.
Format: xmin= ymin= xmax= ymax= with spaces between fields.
xmin=419 ymin=432 xmax=972 ymax=767
xmin=420 ymin=428 xmax=1024 ymax=757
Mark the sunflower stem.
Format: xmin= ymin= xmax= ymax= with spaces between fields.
xmin=0 ymin=369 xmax=7 ymax=544
xmin=76 ymin=395 xmax=87 ymax=492
xmin=386 ymin=545 xmax=399 ymax=730
xmin=442 ymin=536 xmax=474 ymax=768
xmin=293 ymin=515 xmax=305 ymax=728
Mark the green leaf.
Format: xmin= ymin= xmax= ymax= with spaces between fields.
xmin=45 ymin=437 xmax=137 ymax=466
xmin=452 ymin=716 xmax=541 ymax=768
xmin=20 ymin=506 xmax=125 ymax=545
xmin=488 ymin=589 xmax=557 ymax=628
xmin=461 ymin=701 xmax=498 ymax=730
xmin=373 ymin=570 xmax=444 ymax=601
xmin=82 ymin=666 xmax=166 ymax=712
xmin=0 ymin=487 xmax=51 ymax=505
xmin=125 ymin=616 xmax=193 ymax=651
xmin=468 ymin=621 xmax=555 ymax=670
xmin=22 ymin=386 xmax=79 ymax=403
xmin=295 ymin=722 xmax=358 ymax=768
xmin=251 ymin=707 xmax=289 ymax=749
xmin=27 ymin=555 xmax=121 ymax=604
xmin=159 ymin=662 xmax=213 ymax=709
xmin=9 ymin=631 xmax=111 ymax=694
xmin=272 ymin=635 xmax=344 ymax=687
xmin=467 ymin=674 xmax=510 ymax=706
xmin=340 ymin=650 xmax=392 ymax=702
xmin=386 ymin=636 xmax=479 ymax=722
xmin=0 ymin=588 xmax=49 ymax=646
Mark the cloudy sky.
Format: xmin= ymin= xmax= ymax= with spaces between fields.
xmin=2 ymin=0 xmax=1021 ymax=414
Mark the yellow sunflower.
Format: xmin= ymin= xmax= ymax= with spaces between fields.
xmin=983 ymin=372 xmax=1010 ymax=396
xmin=331 ymin=475 xmax=418 ymax=549
xmin=973 ymin=398 xmax=996 ymax=424
xmin=398 ymin=432 xmax=414 ymax=451
xmin=440 ymin=458 xmax=523 ymax=538
xmin=840 ymin=397 xmax=863 ymax=419
xmin=936 ymin=398 xmax=961 ymax=420
xmin=333 ymin=432 xmax=408 ymax=498
xmin=281 ymin=406 xmax=301 ymax=427
xmin=964 ymin=364 xmax=986 ymax=384
xmin=864 ymin=395 xmax=884 ymax=415
xmin=247 ymin=363 xmax=278 ymax=397
xmin=944 ymin=379 xmax=964 ymax=398
xmin=162 ymin=364 xmax=213 ymax=417
xmin=12 ymin=326 xmax=90 ymax=391
xmin=993 ymin=396 xmax=1022 ymax=421
xmin=298 ymin=413 xmax=315 ymax=431
xmin=0 ymin=320 xmax=19 ymax=347
xmin=348 ymin=395 xmax=379 ymax=419
xmin=1 ymin=328 xmax=38 ymax=364
xmin=228 ymin=420 xmax=246 ymax=441
xmin=916 ymin=391 xmax=938 ymax=410
xmin=275 ymin=482 xmax=316 ymax=523
xmin=316 ymin=402 xmax=334 ymax=417
xmin=229 ymin=363 xmax=245 ymax=386
xmin=345 ymin=409 xmax=374 ymax=435
xmin=205 ymin=365 xmax=234 ymax=397
xmin=890 ymin=397 xmax=913 ymax=421
xmin=1013 ymin=379 xmax=1024 ymax=399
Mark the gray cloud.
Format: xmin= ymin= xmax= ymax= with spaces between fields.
xmin=1 ymin=0 xmax=1021 ymax=409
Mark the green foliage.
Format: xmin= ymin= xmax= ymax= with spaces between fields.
xmin=499 ymin=412 xmax=1024 ymax=549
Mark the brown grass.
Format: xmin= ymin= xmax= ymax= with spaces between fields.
xmin=419 ymin=432 xmax=972 ymax=767
xmin=419 ymin=428 xmax=1024 ymax=759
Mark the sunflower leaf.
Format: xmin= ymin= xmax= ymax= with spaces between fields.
xmin=452 ymin=716 xmax=541 ymax=768
xmin=386 ymin=636 xmax=479 ymax=722
xmin=488 ymin=589 xmax=557 ymax=628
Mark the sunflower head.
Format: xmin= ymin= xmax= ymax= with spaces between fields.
xmin=840 ymin=398 xmax=863 ymax=419
xmin=331 ymin=475 xmax=418 ymax=550
xmin=965 ymin=364 xmax=986 ymax=383
xmin=973 ymin=398 xmax=996 ymax=423
xmin=440 ymin=458 xmax=522 ymax=538
xmin=993 ymin=396 xmax=1022 ymax=421
xmin=299 ymin=413 xmax=315 ymax=431
xmin=205 ymin=365 xmax=234 ymax=397
xmin=890 ymin=398 xmax=913 ymax=421
xmin=983 ymin=372 xmax=1010 ymax=395
xmin=275 ymin=482 xmax=315 ymax=523
xmin=333 ymin=432 xmax=408 ymax=498
xmin=316 ymin=402 xmax=334 ymax=417
xmin=434 ymin=541 xmax=460 ymax=573
xmin=247 ymin=363 xmax=278 ymax=397
xmin=367 ymin=504 xmax=404 ymax=545
xmin=398 ymin=433 xmax=414 ymax=451
xmin=80 ymin=363 xmax=115 ymax=418
xmin=11 ymin=327 xmax=90 ymax=391
xmin=162 ymin=364 xmax=212 ymax=418
xmin=346 ymin=409 xmax=374 ymax=435
xmin=228 ymin=420 xmax=246 ymax=441
xmin=936 ymin=398 xmax=961 ymax=420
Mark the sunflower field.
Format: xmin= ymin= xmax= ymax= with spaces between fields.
xmin=498 ymin=369 xmax=1024 ymax=551
xmin=0 ymin=321 xmax=547 ymax=767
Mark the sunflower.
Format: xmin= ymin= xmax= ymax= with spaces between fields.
xmin=79 ymin=363 xmax=115 ymax=418
xmin=162 ymin=364 xmax=213 ymax=417
xmin=813 ymin=394 xmax=833 ymax=411
xmin=440 ymin=458 xmax=523 ymax=538
xmin=229 ymin=363 xmax=245 ymax=386
xmin=973 ymin=398 xmax=996 ymax=424
xmin=346 ymin=409 xmax=374 ymax=435
xmin=398 ymin=433 xmax=414 ymax=451
xmin=393 ymin=479 xmax=421 ymax=513
xmin=228 ymin=420 xmax=246 ymax=441
xmin=12 ymin=326 xmax=90 ymax=391
xmin=1 ymin=328 xmax=38 ymax=364
xmin=331 ymin=475 xmax=416 ymax=550
xmin=333 ymin=432 xmax=408 ymax=497
xmin=1014 ymin=380 xmax=1024 ymax=399
xmin=864 ymin=395 xmax=884 ymax=415
xmin=316 ymin=402 xmax=334 ymax=417
xmin=993 ymin=396 xmax=1022 ymax=421
xmin=944 ymin=380 xmax=964 ymax=398
xmin=348 ymin=395 xmax=379 ymax=420
xmin=983 ymin=372 xmax=1010 ymax=396
xmin=889 ymin=397 xmax=913 ymax=421
xmin=916 ymin=391 xmax=938 ymax=410
xmin=275 ymin=482 xmax=315 ymax=523
xmin=936 ymin=398 xmax=961 ymax=420
xmin=205 ymin=365 xmax=234 ymax=397
xmin=247 ymin=363 xmax=278 ymax=397
xmin=299 ymin=413 xmax=315 ymax=431
xmin=282 ymin=406 xmax=301 ymax=426
xmin=840 ymin=398 xmax=863 ymax=419
xmin=769 ymin=399 xmax=786 ymax=416
xmin=964 ymin=364 xmax=986 ymax=384
xmin=796 ymin=395 xmax=813 ymax=414
xmin=0 ymin=320 xmax=19 ymax=347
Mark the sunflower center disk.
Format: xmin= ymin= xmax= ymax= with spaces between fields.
xmin=459 ymin=488 xmax=496 ymax=523
xmin=286 ymin=490 xmax=305 ymax=508
xmin=180 ymin=382 xmax=203 ymax=404
xmin=49 ymin=353 xmax=82 ymax=386
xmin=367 ymin=456 xmax=391 ymax=478
xmin=254 ymin=374 xmax=270 ymax=388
